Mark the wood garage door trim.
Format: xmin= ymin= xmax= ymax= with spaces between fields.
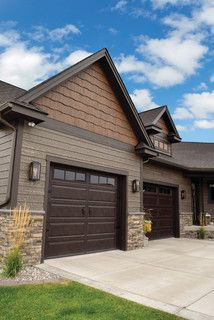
xmin=143 ymin=180 xmax=180 ymax=240
xmin=41 ymin=156 xmax=128 ymax=261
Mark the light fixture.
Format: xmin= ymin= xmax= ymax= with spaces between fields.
xmin=181 ymin=189 xmax=186 ymax=200
xmin=132 ymin=179 xmax=140 ymax=193
xmin=28 ymin=122 xmax=36 ymax=127
xmin=29 ymin=161 xmax=41 ymax=181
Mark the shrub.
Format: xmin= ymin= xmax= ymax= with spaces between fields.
xmin=9 ymin=205 xmax=32 ymax=248
xmin=2 ymin=205 xmax=33 ymax=278
xmin=197 ymin=226 xmax=206 ymax=239
xmin=3 ymin=247 xmax=22 ymax=278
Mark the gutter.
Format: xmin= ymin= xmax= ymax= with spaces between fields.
xmin=0 ymin=115 xmax=16 ymax=208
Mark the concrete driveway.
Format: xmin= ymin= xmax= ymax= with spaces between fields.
xmin=40 ymin=238 xmax=214 ymax=320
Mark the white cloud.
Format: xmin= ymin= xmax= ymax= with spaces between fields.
xmin=196 ymin=0 xmax=214 ymax=33
xmin=64 ymin=50 xmax=92 ymax=66
xmin=0 ymin=43 xmax=57 ymax=89
xmin=183 ymin=91 xmax=214 ymax=118
xmin=176 ymin=124 xmax=187 ymax=131
xmin=173 ymin=107 xmax=194 ymax=120
xmin=194 ymin=119 xmax=214 ymax=129
xmin=0 ymin=27 xmax=91 ymax=89
xmin=173 ymin=90 xmax=214 ymax=131
xmin=108 ymin=27 xmax=119 ymax=35
xmin=137 ymin=32 xmax=207 ymax=75
xmin=130 ymin=88 xmax=159 ymax=111
xmin=116 ymin=53 xmax=186 ymax=87
xmin=151 ymin=0 xmax=198 ymax=9
xmin=210 ymin=74 xmax=214 ymax=82
xmin=115 ymin=4 xmax=208 ymax=88
xmin=31 ymin=24 xmax=80 ymax=42
xmin=0 ymin=30 xmax=20 ymax=47
xmin=196 ymin=82 xmax=208 ymax=91
xmin=111 ymin=0 xmax=127 ymax=12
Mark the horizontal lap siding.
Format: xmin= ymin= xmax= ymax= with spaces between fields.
xmin=17 ymin=125 xmax=141 ymax=212
xmin=0 ymin=127 xmax=14 ymax=204
xmin=143 ymin=162 xmax=192 ymax=213
xmin=34 ymin=63 xmax=137 ymax=145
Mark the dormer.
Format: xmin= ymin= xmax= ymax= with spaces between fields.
xmin=139 ymin=106 xmax=181 ymax=156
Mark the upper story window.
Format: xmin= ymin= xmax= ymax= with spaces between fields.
xmin=153 ymin=138 xmax=171 ymax=154
xmin=208 ymin=183 xmax=214 ymax=202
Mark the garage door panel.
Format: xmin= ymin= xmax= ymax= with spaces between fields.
xmin=143 ymin=182 xmax=177 ymax=240
xmin=143 ymin=196 xmax=158 ymax=207
xmin=48 ymin=222 xmax=85 ymax=237
xmin=51 ymin=185 xmax=87 ymax=200
xmin=88 ymin=206 xmax=116 ymax=217
xmin=48 ymin=204 xmax=85 ymax=217
xmin=45 ymin=164 xmax=119 ymax=258
xmin=158 ymin=198 xmax=173 ymax=207
xmin=89 ymin=189 xmax=117 ymax=202
xmin=46 ymin=240 xmax=85 ymax=257
xmin=87 ymin=221 xmax=115 ymax=234
xmin=86 ymin=238 xmax=115 ymax=252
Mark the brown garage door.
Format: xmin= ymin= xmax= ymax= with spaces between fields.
xmin=143 ymin=183 xmax=178 ymax=240
xmin=45 ymin=164 xmax=119 ymax=258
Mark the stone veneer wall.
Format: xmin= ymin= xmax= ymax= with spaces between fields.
xmin=0 ymin=210 xmax=44 ymax=267
xmin=182 ymin=225 xmax=214 ymax=240
xmin=180 ymin=212 xmax=193 ymax=235
xmin=127 ymin=213 xmax=144 ymax=250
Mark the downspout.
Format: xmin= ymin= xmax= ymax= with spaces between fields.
xmin=0 ymin=115 xmax=16 ymax=208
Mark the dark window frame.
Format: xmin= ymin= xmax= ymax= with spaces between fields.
xmin=208 ymin=182 xmax=214 ymax=203
xmin=143 ymin=183 xmax=157 ymax=194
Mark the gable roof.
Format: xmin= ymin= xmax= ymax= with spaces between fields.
xmin=139 ymin=106 xmax=165 ymax=126
xmin=0 ymin=80 xmax=26 ymax=105
xmin=16 ymin=48 xmax=153 ymax=148
xmin=139 ymin=105 xmax=181 ymax=141
xmin=153 ymin=142 xmax=214 ymax=171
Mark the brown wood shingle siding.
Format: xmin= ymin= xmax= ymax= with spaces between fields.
xmin=17 ymin=124 xmax=141 ymax=212
xmin=157 ymin=117 xmax=169 ymax=135
xmin=0 ymin=127 xmax=14 ymax=204
xmin=34 ymin=63 xmax=138 ymax=145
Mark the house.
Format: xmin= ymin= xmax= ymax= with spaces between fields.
xmin=0 ymin=48 xmax=213 ymax=265
xmin=140 ymin=106 xmax=214 ymax=239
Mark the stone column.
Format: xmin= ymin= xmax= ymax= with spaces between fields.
xmin=127 ymin=212 xmax=144 ymax=250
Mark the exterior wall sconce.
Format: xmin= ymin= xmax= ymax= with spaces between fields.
xmin=29 ymin=161 xmax=41 ymax=181
xmin=132 ymin=179 xmax=140 ymax=193
xmin=181 ymin=189 xmax=186 ymax=200
xmin=28 ymin=122 xmax=36 ymax=127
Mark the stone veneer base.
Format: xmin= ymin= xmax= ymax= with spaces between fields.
xmin=182 ymin=225 xmax=214 ymax=240
xmin=0 ymin=210 xmax=44 ymax=267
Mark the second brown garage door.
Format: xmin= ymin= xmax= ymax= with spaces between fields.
xmin=45 ymin=164 xmax=120 ymax=258
xmin=143 ymin=182 xmax=179 ymax=240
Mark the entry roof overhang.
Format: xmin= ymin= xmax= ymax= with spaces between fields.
xmin=0 ymin=100 xmax=48 ymax=125
xmin=135 ymin=142 xmax=158 ymax=159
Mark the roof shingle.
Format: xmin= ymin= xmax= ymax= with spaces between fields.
xmin=0 ymin=80 xmax=26 ymax=105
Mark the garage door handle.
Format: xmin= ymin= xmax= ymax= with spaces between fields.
xmin=82 ymin=208 xmax=85 ymax=216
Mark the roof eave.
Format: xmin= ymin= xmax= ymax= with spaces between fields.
xmin=0 ymin=102 xmax=47 ymax=124
xmin=151 ymin=157 xmax=214 ymax=173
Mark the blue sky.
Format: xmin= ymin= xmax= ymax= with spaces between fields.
xmin=0 ymin=0 xmax=214 ymax=142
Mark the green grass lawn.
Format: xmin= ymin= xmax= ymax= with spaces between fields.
xmin=0 ymin=281 xmax=183 ymax=320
